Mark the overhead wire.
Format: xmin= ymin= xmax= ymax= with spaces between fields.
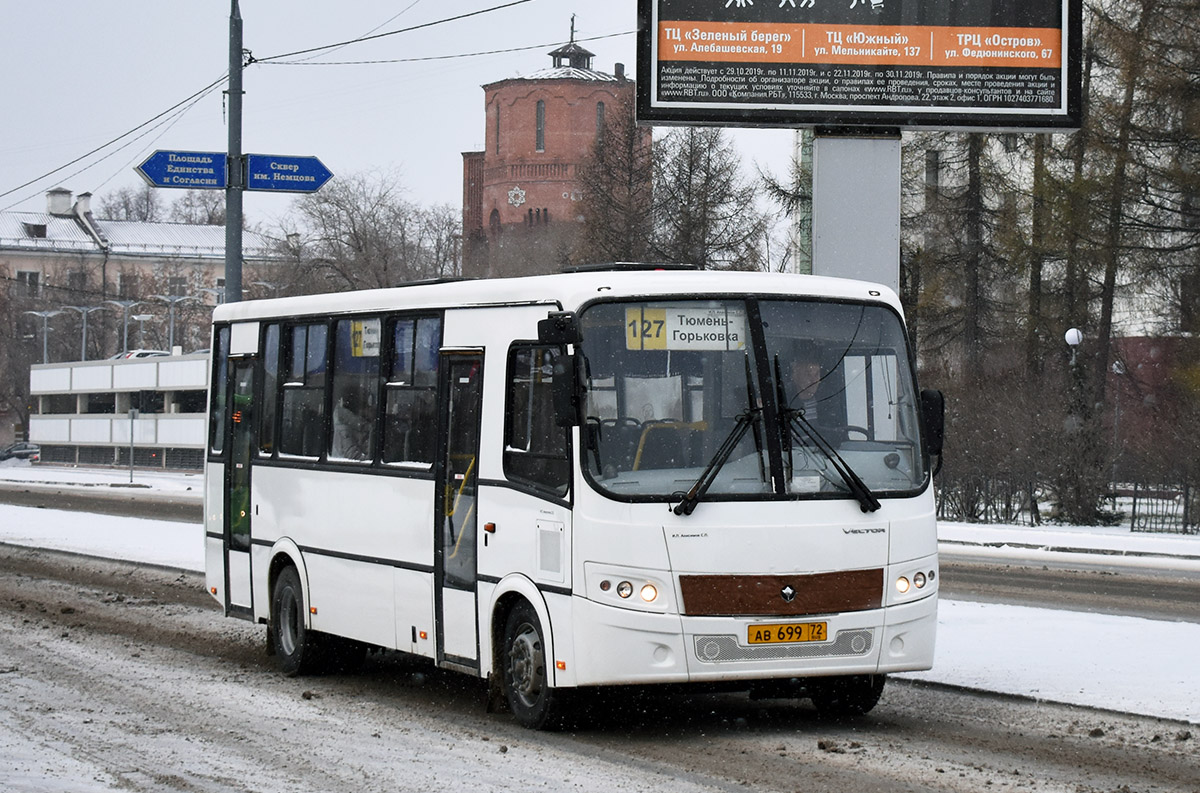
xmin=0 ymin=74 xmax=228 ymax=207
xmin=252 ymin=0 xmax=535 ymax=64
xmin=257 ymin=31 xmax=635 ymax=67
xmin=1 ymin=1 xmax=614 ymax=211
xmin=87 ymin=80 xmax=228 ymax=197
xmin=288 ymin=0 xmax=425 ymax=63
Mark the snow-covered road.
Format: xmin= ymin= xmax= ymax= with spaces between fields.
xmin=2 ymin=463 xmax=1197 ymax=724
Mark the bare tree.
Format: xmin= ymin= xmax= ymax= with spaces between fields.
xmin=97 ymin=184 xmax=162 ymax=222
xmin=275 ymin=171 xmax=459 ymax=294
xmin=169 ymin=190 xmax=226 ymax=225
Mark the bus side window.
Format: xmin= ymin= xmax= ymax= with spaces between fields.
xmin=259 ymin=323 xmax=280 ymax=456
xmin=209 ymin=325 xmax=231 ymax=455
xmin=280 ymin=322 xmax=328 ymax=457
xmin=383 ymin=315 xmax=441 ymax=466
xmin=330 ymin=318 xmax=381 ymax=462
xmin=504 ymin=344 xmax=571 ymax=497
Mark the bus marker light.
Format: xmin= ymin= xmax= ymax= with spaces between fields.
xmin=640 ymin=584 xmax=658 ymax=603
xmin=484 ymin=522 xmax=496 ymax=533
xmin=210 ymin=587 xmax=218 ymax=595
xmin=895 ymin=577 xmax=910 ymax=594
xmin=310 ymin=607 xmax=318 ymax=615
xmin=556 ymin=661 xmax=566 ymax=671
xmin=419 ymin=631 xmax=428 ymax=640
xmin=617 ymin=581 xmax=633 ymax=599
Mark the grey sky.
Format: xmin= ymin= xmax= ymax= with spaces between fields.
xmin=1 ymin=1 xmax=793 ymax=227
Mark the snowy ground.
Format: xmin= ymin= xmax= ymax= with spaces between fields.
xmin=1 ymin=462 xmax=1197 ymax=725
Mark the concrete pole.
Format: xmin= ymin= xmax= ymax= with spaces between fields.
xmin=225 ymin=0 xmax=244 ymax=304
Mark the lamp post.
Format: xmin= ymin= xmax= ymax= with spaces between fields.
xmin=105 ymin=300 xmax=144 ymax=354
xmin=1064 ymin=327 xmax=1084 ymax=433
xmin=153 ymin=295 xmax=197 ymax=352
xmin=23 ymin=310 xmax=62 ymax=364
xmin=131 ymin=313 xmax=155 ymax=349
xmin=61 ymin=305 xmax=106 ymax=361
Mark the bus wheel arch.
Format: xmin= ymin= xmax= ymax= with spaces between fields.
xmin=500 ymin=598 xmax=570 ymax=729
xmin=487 ymin=580 xmax=567 ymax=729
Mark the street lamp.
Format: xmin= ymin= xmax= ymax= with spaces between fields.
xmin=153 ymin=295 xmax=198 ymax=352
xmin=1064 ymin=327 xmax=1083 ymax=362
xmin=132 ymin=313 xmax=155 ymax=349
xmin=105 ymin=300 xmax=144 ymax=354
xmin=61 ymin=305 xmax=107 ymax=361
xmin=23 ymin=310 xmax=62 ymax=364
xmin=199 ymin=286 xmax=225 ymax=305
xmin=250 ymin=280 xmax=280 ymax=299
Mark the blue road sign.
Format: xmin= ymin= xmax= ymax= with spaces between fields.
xmin=246 ymin=154 xmax=333 ymax=193
xmin=137 ymin=150 xmax=227 ymax=189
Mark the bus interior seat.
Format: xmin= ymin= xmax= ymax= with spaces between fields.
xmin=633 ymin=421 xmax=707 ymax=470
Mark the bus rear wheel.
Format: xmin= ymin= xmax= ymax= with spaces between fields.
xmin=502 ymin=601 xmax=567 ymax=729
xmin=810 ymin=674 xmax=886 ymax=719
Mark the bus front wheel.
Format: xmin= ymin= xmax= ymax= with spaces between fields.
xmin=271 ymin=566 xmax=327 ymax=676
xmin=501 ymin=601 xmax=568 ymax=729
xmin=810 ymin=674 xmax=886 ymax=718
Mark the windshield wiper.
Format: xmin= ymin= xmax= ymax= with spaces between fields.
xmin=673 ymin=355 xmax=763 ymax=516
xmin=773 ymin=357 xmax=880 ymax=513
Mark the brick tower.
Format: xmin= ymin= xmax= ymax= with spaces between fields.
xmin=462 ymin=25 xmax=635 ymax=278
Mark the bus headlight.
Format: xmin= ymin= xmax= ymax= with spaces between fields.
xmin=914 ymin=572 xmax=927 ymax=589
xmin=895 ymin=576 xmax=911 ymax=594
xmin=586 ymin=564 xmax=671 ymax=613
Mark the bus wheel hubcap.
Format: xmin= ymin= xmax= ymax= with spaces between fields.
xmin=510 ymin=624 xmax=543 ymax=703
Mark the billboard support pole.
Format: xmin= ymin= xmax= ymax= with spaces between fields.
xmin=810 ymin=128 xmax=901 ymax=295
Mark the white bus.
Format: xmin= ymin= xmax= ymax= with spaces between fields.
xmin=204 ymin=266 xmax=944 ymax=729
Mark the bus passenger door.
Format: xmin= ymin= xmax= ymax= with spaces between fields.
xmin=434 ymin=351 xmax=483 ymax=669
xmin=224 ymin=359 xmax=255 ymax=614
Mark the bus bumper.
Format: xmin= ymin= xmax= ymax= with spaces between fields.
xmin=566 ymin=593 xmax=936 ymax=687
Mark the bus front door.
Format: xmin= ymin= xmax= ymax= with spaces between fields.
xmin=434 ymin=351 xmax=483 ymax=670
xmin=224 ymin=359 xmax=255 ymax=614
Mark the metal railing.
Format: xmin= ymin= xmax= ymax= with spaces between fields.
xmin=936 ymin=475 xmax=1199 ymax=534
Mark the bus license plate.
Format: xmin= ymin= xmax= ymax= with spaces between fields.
xmin=747 ymin=621 xmax=828 ymax=645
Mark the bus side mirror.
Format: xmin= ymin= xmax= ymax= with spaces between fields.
xmin=552 ymin=353 xmax=585 ymax=427
xmin=920 ymin=389 xmax=945 ymax=458
xmin=538 ymin=312 xmax=581 ymax=345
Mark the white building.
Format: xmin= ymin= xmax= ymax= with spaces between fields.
xmin=28 ymin=352 xmax=209 ymax=469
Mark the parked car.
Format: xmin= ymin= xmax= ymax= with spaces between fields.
xmin=0 ymin=442 xmax=40 ymax=462
xmin=108 ymin=349 xmax=171 ymax=359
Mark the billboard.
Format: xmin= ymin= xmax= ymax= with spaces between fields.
xmin=637 ymin=0 xmax=1081 ymax=130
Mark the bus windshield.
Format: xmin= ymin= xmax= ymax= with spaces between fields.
xmin=577 ymin=297 xmax=927 ymax=503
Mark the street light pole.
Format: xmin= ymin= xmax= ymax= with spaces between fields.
xmin=153 ymin=295 xmax=198 ymax=352
xmin=105 ymin=300 xmax=144 ymax=354
xmin=132 ymin=314 xmax=155 ymax=349
xmin=23 ymin=310 xmax=62 ymax=364
xmin=61 ymin=305 xmax=107 ymax=361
